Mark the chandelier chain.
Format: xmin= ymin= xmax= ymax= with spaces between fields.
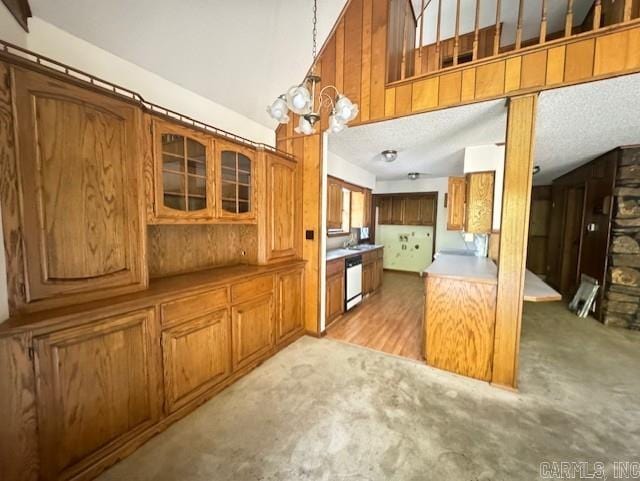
xmin=312 ymin=0 xmax=318 ymax=60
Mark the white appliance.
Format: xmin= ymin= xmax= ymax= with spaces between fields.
xmin=345 ymin=255 xmax=363 ymax=310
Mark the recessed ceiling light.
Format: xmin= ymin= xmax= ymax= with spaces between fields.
xmin=382 ymin=150 xmax=397 ymax=162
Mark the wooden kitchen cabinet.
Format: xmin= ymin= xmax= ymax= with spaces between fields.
xmin=153 ymin=119 xmax=215 ymax=221
xmin=377 ymin=196 xmax=393 ymax=224
xmin=363 ymin=189 xmax=373 ymax=228
xmin=9 ymin=67 xmax=147 ymax=313
xmin=326 ymin=258 xmax=345 ymax=326
xmin=404 ymin=197 xmax=422 ymax=224
xmin=419 ymin=196 xmax=436 ymax=225
xmin=390 ymin=196 xmax=405 ymax=224
xmin=465 ymin=171 xmax=495 ymax=234
xmin=261 ymin=151 xmax=302 ymax=262
xmin=327 ymin=178 xmax=344 ymax=229
xmin=231 ymin=294 xmax=275 ymax=370
xmin=216 ymin=139 xmax=256 ymax=221
xmin=162 ymin=308 xmax=231 ymax=413
xmin=447 ymin=173 xmax=495 ymax=233
xmin=276 ymin=268 xmax=305 ymax=343
xmin=377 ymin=195 xmax=435 ymax=225
xmin=32 ymin=308 xmax=162 ymax=481
xmin=351 ymin=190 xmax=366 ymax=228
xmin=447 ymin=176 xmax=467 ymax=230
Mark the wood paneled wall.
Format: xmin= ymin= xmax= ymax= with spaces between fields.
xmin=527 ymin=186 xmax=552 ymax=276
xmin=275 ymin=0 xmax=640 ymax=387
xmin=147 ymin=225 xmax=258 ymax=278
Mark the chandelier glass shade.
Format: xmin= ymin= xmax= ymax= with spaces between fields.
xmin=265 ymin=0 xmax=358 ymax=135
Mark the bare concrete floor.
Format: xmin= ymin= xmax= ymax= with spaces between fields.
xmin=98 ymin=302 xmax=640 ymax=481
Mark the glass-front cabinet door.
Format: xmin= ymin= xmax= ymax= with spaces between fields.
xmin=154 ymin=120 xmax=215 ymax=221
xmin=216 ymin=140 xmax=256 ymax=221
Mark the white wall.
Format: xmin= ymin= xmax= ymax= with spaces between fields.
xmin=327 ymin=151 xmax=377 ymax=190
xmin=0 ymin=3 xmax=26 ymax=45
xmin=374 ymin=178 xmax=468 ymax=253
xmin=463 ymin=144 xmax=505 ymax=231
xmin=0 ymin=8 xmax=277 ymax=321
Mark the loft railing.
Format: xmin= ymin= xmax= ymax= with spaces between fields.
xmin=388 ymin=0 xmax=639 ymax=83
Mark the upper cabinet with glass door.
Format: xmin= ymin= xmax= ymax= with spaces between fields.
xmin=153 ymin=120 xmax=215 ymax=221
xmin=216 ymin=140 xmax=256 ymax=222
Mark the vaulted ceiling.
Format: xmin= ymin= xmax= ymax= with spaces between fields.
xmin=29 ymin=0 xmax=348 ymax=129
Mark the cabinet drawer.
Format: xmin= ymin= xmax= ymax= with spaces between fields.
xmin=377 ymin=248 xmax=384 ymax=259
xmin=161 ymin=288 xmax=229 ymax=326
xmin=326 ymin=259 xmax=345 ymax=278
xmin=362 ymin=251 xmax=376 ymax=264
xmin=231 ymin=275 xmax=274 ymax=304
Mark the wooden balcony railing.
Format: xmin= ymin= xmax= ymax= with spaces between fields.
xmin=388 ymin=0 xmax=640 ymax=83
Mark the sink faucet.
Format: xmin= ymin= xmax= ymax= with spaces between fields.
xmin=343 ymin=233 xmax=356 ymax=248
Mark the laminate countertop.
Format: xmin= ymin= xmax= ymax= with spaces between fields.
xmin=424 ymin=254 xmax=498 ymax=284
xmin=326 ymin=244 xmax=384 ymax=262
xmin=423 ymin=254 xmax=562 ymax=302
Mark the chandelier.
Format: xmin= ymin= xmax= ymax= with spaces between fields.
xmin=266 ymin=0 xmax=358 ymax=135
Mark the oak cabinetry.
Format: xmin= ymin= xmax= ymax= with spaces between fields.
xmin=447 ymin=173 xmax=494 ymax=233
xmin=465 ymin=172 xmax=495 ymax=234
xmin=216 ymin=139 xmax=256 ymax=222
xmin=260 ymin=151 xmax=302 ymax=262
xmin=376 ymin=194 xmax=436 ymax=225
xmin=327 ymin=178 xmax=344 ymax=229
xmin=351 ymin=190 xmax=365 ymax=228
xmin=232 ymin=294 xmax=275 ymax=370
xmin=377 ymin=196 xmax=393 ymax=224
xmin=276 ymin=269 xmax=304 ymax=343
xmin=32 ymin=308 xmax=161 ymax=481
xmin=9 ymin=66 xmax=147 ymax=313
xmin=326 ymin=258 xmax=345 ymax=325
xmin=152 ymin=119 xmax=215 ymax=221
xmin=390 ymin=196 xmax=405 ymax=224
xmin=404 ymin=197 xmax=422 ymax=224
xmin=447 ymin=176 xmax=467 ymax=230
xmin=162 ymin=308 xmax=231 ymax=413
xmin=363 ymin=189 xmax=373 ymax=228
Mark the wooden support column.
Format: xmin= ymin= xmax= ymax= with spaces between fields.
xmin=492 ymin=94 xmax=538 ymax=389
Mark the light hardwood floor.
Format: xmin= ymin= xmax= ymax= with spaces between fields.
xmin=326 ymin=271 xmax=424 ymax=360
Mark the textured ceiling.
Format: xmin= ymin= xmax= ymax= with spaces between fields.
xmin=328 ymin=73 xmax=640 ymax=185
xmin=411 ymin=0 xmax=593 ymax=46
xmin=534 ymin=73 xmax=640 ymax=184
xmin=29 ymin=0 xmax=347 ymax=129
xmin=328 ymin=99 xmax=507 ymax=180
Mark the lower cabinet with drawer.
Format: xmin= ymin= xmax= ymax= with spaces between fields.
xmin=0 ymin=262 xmax=305 ymax=481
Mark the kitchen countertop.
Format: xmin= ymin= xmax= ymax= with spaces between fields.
xmin=326 ymin=244 xmax=384 ymax=262
xmin=424 ymin=254 xmax=498 ymax=284
xmin=423 ymin=254 xmax=562 ymax=301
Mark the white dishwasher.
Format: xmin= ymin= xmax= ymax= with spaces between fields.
xmin=345 ymin=255 xmax=363 ymax=311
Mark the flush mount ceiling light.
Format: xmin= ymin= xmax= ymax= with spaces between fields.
xmin=408 ymin=172 xmax=420 ymax=180
xmin=382 ymin=150 xmax=398 ymax=162
xmin=266 ymin=0 xmax=358 ymax=135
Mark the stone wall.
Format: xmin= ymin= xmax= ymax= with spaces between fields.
xmin=603 ymin=147 xmax=640 ymax=330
